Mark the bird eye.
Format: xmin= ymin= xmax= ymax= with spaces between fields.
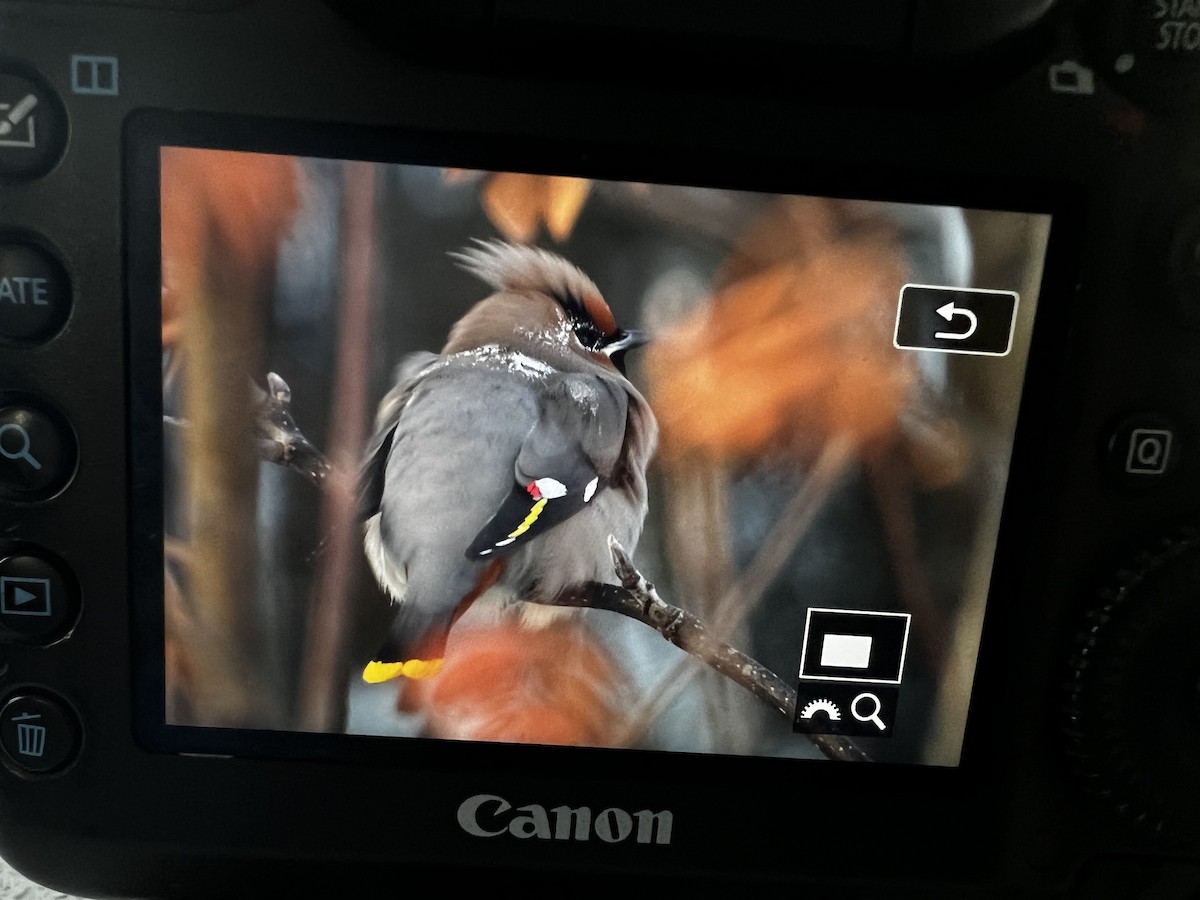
xmin=572 ymin=318 xmax=604 ymax=351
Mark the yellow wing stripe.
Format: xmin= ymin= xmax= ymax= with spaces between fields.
xmin=508 ymin=497 xmax=548 ymax=540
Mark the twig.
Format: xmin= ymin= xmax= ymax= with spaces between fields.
xmin=615 ymin=434 xmax=855 ymax=746
xmin=556 ymin=547 xmax=792 ymax=719
xmin=549 ymin=538 xmax=869 ymax=764
xmin=167 ymin=372 xmax=333 ymax=489
xmin=252 ymin=373 xmax=333 ymax=488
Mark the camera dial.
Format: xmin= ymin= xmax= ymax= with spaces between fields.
xmin=1064 ymin=527 xmax=1200 ymax=841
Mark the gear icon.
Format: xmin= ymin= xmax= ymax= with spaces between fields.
xmin=800 ymin=698 xmax=842 ymax=721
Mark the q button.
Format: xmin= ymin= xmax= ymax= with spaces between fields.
xmin=0 ymin=404 xmax=77 ymax=502
xmin=1106 ymin=413 xmax=1180 ymax=487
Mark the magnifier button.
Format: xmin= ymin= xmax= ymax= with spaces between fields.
xmin=0 ymin=405 xmax=76 ymax=501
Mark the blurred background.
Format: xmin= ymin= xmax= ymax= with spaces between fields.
xmin=159 ymin=147 xmax=1050 ymax=766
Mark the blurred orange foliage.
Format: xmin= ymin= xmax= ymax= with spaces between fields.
xmin=646 ymin=198 xmax=917 ymax=467
xmin=483 ymin=172 xmax=591 ymax=243
xmin=160 ymin=147 xmax=301 ymax=346
xmin=403 ymin=621 xmax=628 ymax=747
xmin=448 ymin=169 xmax=591 ymax=243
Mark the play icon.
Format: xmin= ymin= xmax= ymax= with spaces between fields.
xmin=0 ymin=575 xmax=52 ymax=617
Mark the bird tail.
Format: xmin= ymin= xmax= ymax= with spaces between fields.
xmin=363 ymin=605 xmax=451 ymax=683
xmin=362 ymin=558 xmax=507 ymax=684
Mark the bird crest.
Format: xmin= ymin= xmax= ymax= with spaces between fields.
xmin=451 ymin=240 xmax=617 ymax=338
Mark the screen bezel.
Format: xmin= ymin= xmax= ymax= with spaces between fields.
xmin=124 ymin=110 xmax=1082 ymax=786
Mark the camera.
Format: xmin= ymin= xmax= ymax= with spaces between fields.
xmin=1 ymin=0 xmax=1199 ymax=896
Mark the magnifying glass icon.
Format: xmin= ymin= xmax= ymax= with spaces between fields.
xmin=851 ymin=692 xmax=886 ymax=732
xmin=0 ymin=423 xmax=43 ymax=471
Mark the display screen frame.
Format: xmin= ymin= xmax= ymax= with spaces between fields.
xmin=124 ymin=110 xmax=1082 ymax=785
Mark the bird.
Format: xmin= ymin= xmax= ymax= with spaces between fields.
xmin=358 ymin=241 xmax=658 ymax=684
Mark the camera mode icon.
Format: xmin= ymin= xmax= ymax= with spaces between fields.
xmin=793 ymin=608 xmax=911 ymax=739
xmin=1048 ymin=60 xmax=1096 ymax=96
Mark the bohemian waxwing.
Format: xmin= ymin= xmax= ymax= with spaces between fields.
xmin=358 ymin=241 xmax=658 ymax=683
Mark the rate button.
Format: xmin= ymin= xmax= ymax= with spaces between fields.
xmin=0 ymin=240 xmax=71 ymax=344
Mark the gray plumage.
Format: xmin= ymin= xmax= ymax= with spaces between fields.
xmin=360 ymin=242 xmax=658 ymax=666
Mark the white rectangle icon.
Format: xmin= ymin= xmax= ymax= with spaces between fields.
xmin=798 ymin=607 xmax=913 ymax=685
xmin=820 ymin=633 xmax=873 ymax=669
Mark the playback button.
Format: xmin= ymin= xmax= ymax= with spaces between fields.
xmin=0 ymin=549 xmax=79 ymax=645
xmin=0 ymin=692 xmax=81 ymax=775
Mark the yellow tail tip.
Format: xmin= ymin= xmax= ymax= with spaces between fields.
xmin=362 ymin=658 xmax=444 ymax=683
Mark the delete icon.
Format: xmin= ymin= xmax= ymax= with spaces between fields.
xmin=821 ymin=634 xmax=873 ymax=669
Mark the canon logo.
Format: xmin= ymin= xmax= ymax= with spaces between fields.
xmin=457 ymin=794 xmax=673 ymax=845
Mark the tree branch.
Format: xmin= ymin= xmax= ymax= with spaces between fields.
xmin=251 ymin=372 xmax=332 ymax=488
xmin=552 ymin=538 xmax=870 ymax=763
xmin=166 ymin=372 xmax=333 ymax=489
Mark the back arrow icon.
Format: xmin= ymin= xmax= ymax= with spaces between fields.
xmin=934 ymin=301 xmax=978 ymax=341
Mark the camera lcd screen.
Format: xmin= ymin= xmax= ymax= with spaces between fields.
xmin=154 ymin=143 xmax=1052 ymax=767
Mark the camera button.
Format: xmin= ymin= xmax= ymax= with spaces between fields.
xmin=0 ymin=67 xmax=68 ymax=182
xmin=0 ymin=239 xmax=71 ymax=344
xmin=0 ymin=549 xmax=80 ymax=646
xmin=1106 ymin=414 xmax=1180 ymax=483
xmin=0 ymin=403 xmax=77 ymax=502
xmin=0 ymin=692 xmax=81 ymax=775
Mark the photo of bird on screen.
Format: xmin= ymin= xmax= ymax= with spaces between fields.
xmin=158 ymin=149 xmax=1050 ymax=766
xmin=357 ymin=242 xmax=657 ymax=685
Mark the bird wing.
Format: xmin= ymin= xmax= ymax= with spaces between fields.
xmin=465 ymin=374 xmax=629 ymax=560
xmin=358 ymin=351 xmax=441 ymax=520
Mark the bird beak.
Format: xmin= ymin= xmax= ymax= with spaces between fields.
xmin=602 ymin=329 xmax=649 ymax=376
xmin=601 ymin=328 xmax=650 ymax=357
